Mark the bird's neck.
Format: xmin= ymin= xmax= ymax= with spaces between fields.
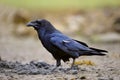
xmin=37 ymin=26 xmax=57 ymax=40
xmin=37 ymin=28 xmax=45 ymax=40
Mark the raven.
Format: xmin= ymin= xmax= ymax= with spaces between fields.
xmin=27 ymin=19 xmax=108 ymax=68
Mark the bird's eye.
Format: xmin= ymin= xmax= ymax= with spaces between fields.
xmin=36 ymin=20 xmax=42 ymax=25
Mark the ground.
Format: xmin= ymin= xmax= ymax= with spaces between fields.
xmin=0 ymin=34 xmax=120 ymax=80
xmin=0 ymin=6 xmax=120 ymax=80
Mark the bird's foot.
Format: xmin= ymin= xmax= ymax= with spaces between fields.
xmin=51 ymin=67 xmax=57 ymax=72
xmin=51 ymin=65 xmax=63 ymax=72
xmin=66 ymin=65 xmax=79 ymax=71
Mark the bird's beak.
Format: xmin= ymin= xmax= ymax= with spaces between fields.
xmin=26 ymin=22 xmax=34 ymax=27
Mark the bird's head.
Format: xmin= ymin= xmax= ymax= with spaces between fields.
xmin=26 ymin=19 xmax=50 ymax=30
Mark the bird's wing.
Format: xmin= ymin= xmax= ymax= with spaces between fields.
xmin=50 ymin=36 xmax=91 ymax=57
xmin=74 ymin=39 xmax=108 ymax=53
xmin=73 ymin=39 xmax=88 ymax=47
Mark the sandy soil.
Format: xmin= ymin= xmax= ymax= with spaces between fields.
xmin=0 ymin=10 xmax=120 ymax=79
xmin=0 ymin=33 xmax=120 ymax=80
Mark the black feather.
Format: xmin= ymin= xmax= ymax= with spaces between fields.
xmin=90 ymin=47 xmax=108 ymax=53
xmin=27 ymin=19 xmax=108 ymax=67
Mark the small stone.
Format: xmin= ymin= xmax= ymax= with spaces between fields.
xmin=80 ymin=76 xmax=86 ymax=79
xmin=70 ymin=70 xmax=78 ymax=74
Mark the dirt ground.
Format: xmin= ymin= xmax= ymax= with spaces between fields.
xmin=0 ymin=6 xmax=120 ymax=80
xmin=0 ymin=30 xmax=120 ymax=80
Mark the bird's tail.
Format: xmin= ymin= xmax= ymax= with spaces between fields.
xmin=90 ymin=47 xmax=108 ymax=53
xmin=80 ymin=47 xmax=108 ymax=56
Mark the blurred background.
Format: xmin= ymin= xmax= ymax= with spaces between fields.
xmin=0 ymin=0 xmax=120 ymax=63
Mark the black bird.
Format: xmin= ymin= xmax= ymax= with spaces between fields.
xmin=27 ymin=19 xmax=108 ymax=68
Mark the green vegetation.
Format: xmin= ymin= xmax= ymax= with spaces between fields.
xmin=0 ymin=0 xmax=120 ymax=10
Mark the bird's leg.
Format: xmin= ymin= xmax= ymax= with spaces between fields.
xmin=51 ymin=59 xmax=61 ymax=71
xmin=71 ymin=58 xmax=75 ymax=69
xmin=56 ymin=59 xmax=61 ymax=67
xmin=67 ymin=58 xmax=76 ymax=71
